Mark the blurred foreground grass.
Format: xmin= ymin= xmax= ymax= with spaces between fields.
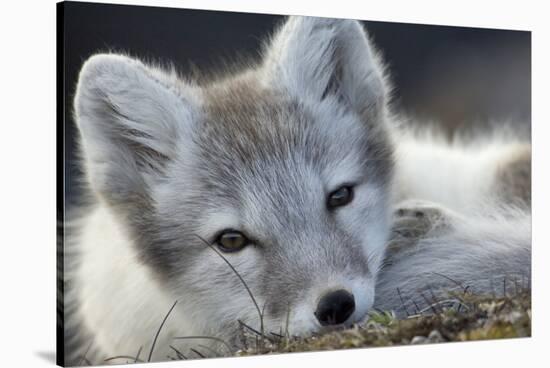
xmin=235 ymin=291 xmax=531 ymax=356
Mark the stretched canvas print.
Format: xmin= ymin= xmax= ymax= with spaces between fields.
xmin=57 ymin=1 xmax=531 ymax=366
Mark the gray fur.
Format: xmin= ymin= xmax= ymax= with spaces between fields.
xmin=64 ymin=15 xmax=530 ymax=365
xmin=376 ymin=203 xmax=531 ymax=317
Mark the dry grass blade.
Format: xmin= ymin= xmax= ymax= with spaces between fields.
xmin=79 ymin=357 xmax=91 ymax=366
xmin=169 ymin=345 xmax=187 ymax=360
xmin=78 ymin=342 xmax=93 ymax=366
xmin=196 ymin=235 xmax=265 ymax=342
xmin=190 ymin=348 xmax=205 ymax=358
xmin=134 ymin=346 xmax=142 ymax=363
xmin=396 ymin=287 xmax=410 ymax=317
xmin=417 ymin=299 xmax=470 ymax=315
xmin=147 ymin=300 xmax=178 ymax=362
xmin=104 ymin=356 xmax=144 ymax=363
xmin=197 ymin=344 xmax=220 ymax=357
xmin=411 ymin=299 xmax=421 ymax=314
xmin=432 ymin=272 xmax=469 ymax=293
xmin=173 ymin=336 xmax=232 ymax=353
xmin=419 ymin=291 xmax=439 ymax=315
xmin=238 ymin=319 xmax=275 ymax=343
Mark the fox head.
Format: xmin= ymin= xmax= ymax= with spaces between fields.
xmin=74 ymin=16 xmax=394 ymax=341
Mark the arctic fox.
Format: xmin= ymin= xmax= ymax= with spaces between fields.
xmin=62 ymin=16 xmax=531 ymax=365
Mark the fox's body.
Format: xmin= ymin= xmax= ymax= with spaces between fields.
xmin=63 ymin=16 xmax=531 ymax=365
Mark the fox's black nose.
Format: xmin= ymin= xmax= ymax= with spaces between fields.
xmin=315 ymin=289 xmax=355 ymax=326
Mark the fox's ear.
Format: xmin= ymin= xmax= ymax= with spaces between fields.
xmin=74 ymin=54 xmax=200 ymax=208
xmin=263 ymin=16 xmax=388 ymax=122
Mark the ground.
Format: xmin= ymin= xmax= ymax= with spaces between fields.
xmin=99 ymin=290 xmax=530 ymax=364
xmin=234 ymin=291 xmax=531 ymax=357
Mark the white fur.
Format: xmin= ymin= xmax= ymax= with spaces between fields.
xmin=392 ymin=133 xmax=529 ymax=214
xmin=262 ymin=17 xmax=387 ymax=115
xmin=65 ymin=15 xmax=530 ymax=365
xmin=70 ymin=206 xmax=193 ymax=362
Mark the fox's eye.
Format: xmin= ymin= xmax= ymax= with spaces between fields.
xmin=216 ymin=230 xmax=249 ymax=252
xmin=327 ymin=186 xmax=354 ymax=209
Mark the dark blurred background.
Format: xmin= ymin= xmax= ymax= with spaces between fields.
xmin=61 ymin=1 xmax=531 ymax=206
